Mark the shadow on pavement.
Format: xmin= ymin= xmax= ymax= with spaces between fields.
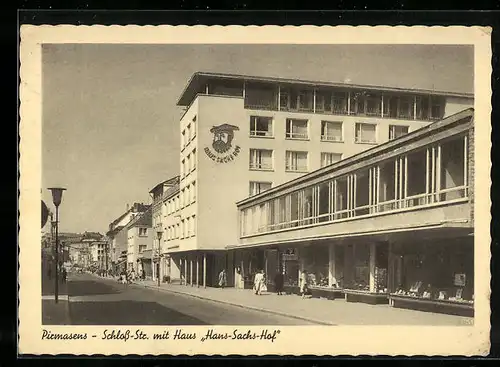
xmin=69 ymin=301 xmax=208 ymax=325
xmin=68 ymin=280 xmax=121 ymax=297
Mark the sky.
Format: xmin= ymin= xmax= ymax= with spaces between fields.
xmin=41 ymin=44 xmax=473 ymax=234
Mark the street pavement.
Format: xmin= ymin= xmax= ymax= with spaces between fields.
xmin=64 ymin=273 xmax=315 ymax=325
xmin=42 ymin=269 xmax=70 ymax=325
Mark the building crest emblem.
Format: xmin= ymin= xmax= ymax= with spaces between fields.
xmin=204 ymin=124 xmax=241 ymax=163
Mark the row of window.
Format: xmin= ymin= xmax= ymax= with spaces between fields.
xmin=166 ymin=215 xmax=197 ymax=241
xmin=165 ymin=181 xmax=196 ymax=215
xmin=181 ymin=148 xmax=197 ymax=178
xmin=244 ymin=85 xmax=445 ymax=121
xmin=251 ymin=117 xmax=409 ymax=143
xmin=241 ymin=134 xmax=469 ymax=236
xmin=250 ymin=149 xmax=343 ymax=173
xmin=181 ymin=115 xmax=197 ymax=151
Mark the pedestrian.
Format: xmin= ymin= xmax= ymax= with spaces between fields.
xmin=299 ymin=270 xmax=309 ymax=299
xmin=218 ymin=269 xmax=227 ymax=289
xmin=62 ymin=267 xmax=67 ymax=283
xmin=274 ymin=271 xmax=284 ymax=295
xmin=141 ymin=269 xmax=146 ymax=280
xmin=253 ymin=269 xmax=266 ymax=295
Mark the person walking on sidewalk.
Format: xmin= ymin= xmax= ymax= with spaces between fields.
xmin=274 ymin=271 xmax=284 ymax=295
xmin=253 ymin=269 xmax=266 ymax=295
xmin=299 ymin=270 xmax=310 ymax=299
xmin=61 ymin=267 xmax=67 ymax=283
xmin=218 ymin=269 xmax=227 ymax=289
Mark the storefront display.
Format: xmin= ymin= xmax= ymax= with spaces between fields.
xmin=388 ymin=238 xmax=474 ymax=316
xmin=302 ymin=245 xmax=329 ymax=288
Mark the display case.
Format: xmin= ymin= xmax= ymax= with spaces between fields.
xmin=343 ymin=243 xmax=389 ymax=304
xmin=388 ymin=240 xmax=474 ymax=317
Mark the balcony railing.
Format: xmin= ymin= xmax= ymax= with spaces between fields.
xmin=249 ymin=162 xmax=273 ymax=171
xmin=241 ymin=184 xmax=470 ymax=237
xmin=321 ymin=135 xmax=343 ymax=142
xmin=286 ymin=132 xmax=308 ymax=139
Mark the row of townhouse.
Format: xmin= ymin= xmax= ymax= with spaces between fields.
xmin=111 ymin=72 xmax=476 ymax=316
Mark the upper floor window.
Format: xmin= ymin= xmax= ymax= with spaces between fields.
xmin=192 ymin=148 xmax=196 ymax=171
xmin=249 ymin=149 xmax=274 ymax=170
xmin=321 ymin=152 xmax=342 ymax=167
xmin=286 ymin=118 xmax=308 ymax=140
xmin=191 ymin=181 xmax=196 ymax=203
xmin=249 ymin=181 xmax=272 ymax=196
xmin=286 ymin=151 xmax=308 ymax=172
xmin=191 ymin=119 xmax=197 ymax=140
xmin=321 ymin=121 xmax=343 ymax=142
xmin=389 ymin=125 xmax=409 ymax=140
xmin=181 ymin=159 xmax=185 ymax=177
xmin=187 ymin=124 xmax=191 ymax=142
xmin=181 ymin=130 xmax=186 ymax=150
xmin=250 ymin=116 xmax=273 ymax=137
xmin=138 ymin=228 xmax=147 ymax=236
xmin=355 ymin=122 xmax=377 ymax=144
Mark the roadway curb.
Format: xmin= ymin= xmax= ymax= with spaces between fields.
xmin=136 ymin=282 xmax=335 ymax=326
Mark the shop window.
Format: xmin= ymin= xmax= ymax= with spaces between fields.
xmin=282 ymin=248 xmax=299 ymax=286
xmin=318 ymin=182 xmax=330 ymax=223
xmin=406 ymin=150 xmax=427 ymax=207
xmin=355 ymin=170 xmax=370 ymax=216
xmin=303 ymin=246 xmax=330 ymax=288
xmin=352 ymin=244 xmax=370 ymax=291
xmin=321 ymin=121 xmax=343 ymax=142
xmin=378 ymin=160 xmax=397 ymax=212
xmin=250 ymin=116 xmax=273 ymax=137
xmin=439 ymin=137 xmax=466 ymax=201
xmin=334 ymin=177 xmax=349 ymax=219
xmin=389 ymin=125 xmax=409 ymax=140
xmin=392 ymin=241 xmax=474 ymax=304
xmin=286 ymin=119 xmax=309 ymax=140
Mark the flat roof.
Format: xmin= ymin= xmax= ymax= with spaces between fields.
xmin=236 ymin=107 xmax=474 ymax=208
xmin=177 ymin=71 xmax=474 ymax=106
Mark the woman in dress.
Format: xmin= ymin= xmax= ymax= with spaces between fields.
xmin=254 ymin=270 xmax=265 ymax=295
xmin=218 ymin=269 xmax=227 ymax=289
xmin=299 ymin=270 xmax=309 ymax=299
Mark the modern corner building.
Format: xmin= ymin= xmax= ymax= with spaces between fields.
xmin=160 ymin=72 xmax=474 ymax=315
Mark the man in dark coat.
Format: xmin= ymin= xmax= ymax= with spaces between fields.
xmin=274 ymin=271 xmax=284 ymax=295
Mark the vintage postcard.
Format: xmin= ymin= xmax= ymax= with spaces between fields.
xmin=19 ymin=25 xmax=492 ymax=356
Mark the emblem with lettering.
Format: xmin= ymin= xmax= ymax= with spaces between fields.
xmin=204 ymin=123 xmax=241 ymax=163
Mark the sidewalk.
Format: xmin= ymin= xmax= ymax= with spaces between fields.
xmin=41 ymin=270 xmax=71 ymax=325
xmin=134 ymin=280 xmax=473 ymax=326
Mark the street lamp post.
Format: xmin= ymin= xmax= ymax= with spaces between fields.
xmin=156 ymin=231 xmax=162 ymax=287
xmin=48 ymin=187 xmax=66 ymax=304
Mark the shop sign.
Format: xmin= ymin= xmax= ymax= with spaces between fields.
xmin=204 ymin=124 xmax=241 ymax=163
xmin=282 ymin=248 xmax=298 ymax=261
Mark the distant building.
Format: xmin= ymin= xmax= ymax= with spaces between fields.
xmin=106 ymin=202 xmax=150 ymax=270
xmin=126 ymin=207 xmax=153 ymax=273
xmin=149 ymin=176 xmax=180 ymax=283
